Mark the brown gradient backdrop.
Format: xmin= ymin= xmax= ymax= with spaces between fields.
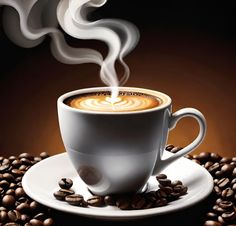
xmin=0 ymin=6 xmax=236 ymax=157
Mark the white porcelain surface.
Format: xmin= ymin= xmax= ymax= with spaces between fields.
xmin=22 ymin=152 xmax=213 ymax=220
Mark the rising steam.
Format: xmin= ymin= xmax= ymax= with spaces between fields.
xmin=0 ymin=0 xmax=139 ymax=99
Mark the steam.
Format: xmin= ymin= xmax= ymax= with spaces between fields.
xmin=0 ymin=0 xmax=140 ymax=99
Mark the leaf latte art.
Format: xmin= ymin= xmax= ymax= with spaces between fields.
xmin=65 ymin=92 xmax=162 ymax=112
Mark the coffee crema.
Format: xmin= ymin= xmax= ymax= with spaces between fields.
xmin=65 ymin=91 xmax=162 ymax=112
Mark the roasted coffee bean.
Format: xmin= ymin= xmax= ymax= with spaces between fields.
xmin=59 ymin=189 xmax=74 ymax=195
xmin=0 ymin=179 xmax=10 ymax=190
xmin=221 ymin=188 xmax=234 ymax=199
xmin=16 ymin=203 xmax=30 ymax=213
xmin=169 ymin=192 xmax=181 ymax=200
xmin=4 ymin=223 xmax=20 ymax=226
xmin=39 ymin=152 xmax=49 ymax=159
xmin=20 ymin=158 xmax=32 ymax=166
xmin=221 ymin=164 xmax=234 ymax=174
xmin=29 ymin=218 xmax=44 ymax=226
xmin=11 ymin=169 xmax=24 ymax=177
xmin=170 ymin=146 xmax=182 ymax=153
xmin=218 ymin=200 xmax=234 ymax=210
xmin=2 ymin=195 xmax=16 ymax=208
xmin=185 ymin=154 xmax=193 ymax=160
xmin=155 ymin=198 xmax=168 ymax=207
xmin=221 ymin=211 xmax=236 ymax=221
xmin=3 ymin=173 xmax=15 ymax=182
xmin=21 ymin=214 xmax=30 ymax=223
xmin=0 ymin=186 xmax=4 ymax=195
xmin=192 ymin=159 xmax=201 ymax=164
xmin=210 ymin=153 xmax=222 ymax=162
xmin=58 ymin=178 xmax=73 ymax=189
xmin=104 ymin=195 xmax=116 ymax=206
xmin=17 ymin=196 xmax=30 ymax=204
xmin=180 ymin=186 xmax=188 ymax=195
xmin=8 ymin=156 xmax=17 ymax=161
xmin=11 ymin=160 xmax=22 ymax=168
xmin=215 ymin=171 xmax=224 ymax=178
xmin=213 ymin=205 xmax=226 ymax=214
xmin=217 ymin=178 xmax=230 ymax=188
xmin=0 ymin=210 xmax=8 ymax=223
xmin=6 ymin=189 xmax=15 ymax=196
xmin=232 ymin=167 xmax=236 ymax=177
xmin=18 ymin=165 xmax=28 ymax=171
xmin=157 ymin=179 xmax=171 ymax=186
xmin=18 ymin=153 xmax=34 ymax=160
xmin=216 ymin=198 xmax=223 ymax=204
xmin=30 ymin=201 xmax=42 ymax=212
xmin=0 ymin=206 xmax=7 ymax=211
xmin=155 ymin=174 xmax=167 ymax=180
xmin=145 ymin=191 xmax=157 ymax=203
xmin=53 ymin=190 xmax=67 ymax=201
xmin=165 ymin=144 xmax=174 ymax=151
xmin=65 ymin=194 xmax=87 ymax=207
xmin=7 ymin=209 xmax=21 ymax=222
xmin=206 ymin=212 xmax=218 ymax=220
xmin=205 ymin=162 xmax=214 ymax=169
xmin=213 ymin=186 xmax=221 ymax=196
xmin=33 ymin=213 xmax=47 ymax=221
xmin=171 ymin=180 xmax=183 ymax=187
xmin=204 ymin=220 xmax=222 ymax=226
xmin=43 ymin=218 xmax=54 ymax=226
xmin=220 ymin=157 xmax=232 ymax=164
xmin=87 ymin=196 xmax=104 ymax=207
xmin=217 ymin=216 xmax=226 ymax=224
xmin=232 ymin=183 xmax=236 ymax=191
xmin=156 ymin=189 xmax=168 ymax=198
xmin=131 ymin=195 xmax=146 ymax=209
xmin=195 ymin=152 xmax=211 ymax=163
xmin=160 ymin=186 xmax=173 ymax=194
xmin=15 ymin=187 xmax=26 ymax=198
xmin=208 ymin=163 xmax=220 ymax=174
xmin=9 ymin=182 xmax=17 ymax=189
xmin=34 ymin=156 xmax=42 ymax=162
xmin=116 ymin=197 xmax=130 ymax=210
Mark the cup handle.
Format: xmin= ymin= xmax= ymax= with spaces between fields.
xmin=152 ymin=108 xmax=207 ymax=175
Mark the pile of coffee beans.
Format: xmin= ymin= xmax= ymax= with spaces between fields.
xmin=1 ymin=146 xmax=236 ymax=226
xmin=53 ymin=174 xmax=188 ymax=210
xmin=0 ymin=152 xmax=54 ymax=225
xmin=166 ymin=144 xmax=236 ymax=226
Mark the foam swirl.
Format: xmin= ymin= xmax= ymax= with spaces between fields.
xmin=66 ymin=93 xmax=161 ymax=112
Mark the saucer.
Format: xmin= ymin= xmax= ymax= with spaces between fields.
xmin=22 ymin=152 xmax=213 ymax=220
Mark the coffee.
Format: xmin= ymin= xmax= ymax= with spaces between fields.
xmin=64 ymin=91 xmax=162 ymax=112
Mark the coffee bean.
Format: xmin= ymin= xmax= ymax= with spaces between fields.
xmin=0 ymin=179 xmax=10 ymax=190
xmin=171 ymin=180 xmax=183 ymax=187
xmin=16 ymin=203 xmax=30 ymax=213
xmin=165 ymin=144 xmax=174 ymax=151
xmin=87 ymin=196 xmax=104 ymax=207
xmin=15 ymin=187 xmax=26 ymax=198
xmin=185 ymin=154 xmax=193 ymax=160
xmin=116 ymin=197 xmax=130 ymax=210
xmin=2 ymin=195 xmax=16 ymax=208
xmin=204 ymin=220 xmax=222 ymax=226
xmin=59 ymin=189 xmax=74 ymax=195
xmin=155 ymin=174 xmax=167 ymax=180
xmin=58 ymin=178 xmax=73 ymax=189
xmin=18 ymin=153 xmax=34 ymax=160
xmin=39 ymin=152 xmax=49 ymax=159
xmin=221 ymin=211 xmax=236 ymax=221
xmin=169 ymin=192 xmax=181 ymax=200
xmin=195 ymin=152 xmax=211 ymax=163
xmin=217 ymin=216 xmax=226 ymax=224
xmin=21 ymin=214 xmax=30 ymax=223
xmin=145 ymin=191 xmax=157 ymax=203
xmin=160 ymin=186 xmax=173 ymax=194
xmin=208 ymin=163 xmax=220 ymax=174
xmin=131 ymin=194 xmax=146 ymax=209
xmin=0 ymin=206 xmax=7 ymax=211
xmin=29 ymin=201 xmax=41 ymax=212
xmin=155 ymin=198 xmax=168 ymax=207
xmin=20 ymin=158 xmax=32 ymax=166
xmin=170 ymin=146 xmax=182 ymax=153
xmin=3 ymin=173 xmax=15 ymax=182
xmin=157 ymin=179 xmax=171 ymax=186
xmin=220 ymin=157 xmax=232 ymax=164
xmin=7 ymin=210 xmax=21 ymax=222
xmin=8 ymin=155 xmax=17 ymax=161
xmin=221 ymin=164 xmax=234 ymax=174
xmin=232 ymin=183 xmax=236 ymax=191
xmin=65 ymin=194 xmax=87 ymax=207
xmin=43 ymin=218 xmax=54 ymax=226
xmin=11 ymin=160 xmax=22 ymax=168
xmin=29 ymin=218 xmax=43 ymax=226
xmin=218 ymin=200 xmax=234 ymax=210
xmin=205 ymin=161 xmax=214 ymax=169
xmin=206 ymin=212 xmax=218 ymax=220
xmin=18 ymin=165 xmax=28 ymax=171
xmin=4 ymin=223 xmax=20 ymax=226
xmin=221 ymin=188 xmax=234 ymax=199
xmin=213 ymin=186 xmax=222 ymax=196
xmin=33 ymin=213 xmax=47 ymax=221
xmin=6 ymin=189 xmax=15 ymax=196
xmin=213 ymin=205 xmax=225 ymax=214
xmin=210 ymin=153 xmax=222 ymax=162
xmin=0 ymin=210 xmax=8 ymax=223
xmin=217 ymin=178 xmax=230 ymax=188
xmin=192 ymin=159 xmax=201 ymax=164
xmin=232 ymin=168 xmax=236 ymax=177
xmin=216 ymin=198 xmax=223 ymax=204
xmin=104 ymin=195 xmax=116 ymax=206
xmin=156 ymin=189 xmax=168 ymax=198
xmin=11 ymin=169 xmax=24 ymax=177
xmin=215 ymin=171 xmax=224 ymax=178
xmin=9 ymin=182 xmax=17 ymax=189
xmin=53 ymin=190 xmax=67 ymax=201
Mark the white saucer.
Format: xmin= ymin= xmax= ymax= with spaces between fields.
xmin=22 ymin=152 xmax=213 ymax=220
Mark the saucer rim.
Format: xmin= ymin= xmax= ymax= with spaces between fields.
xmin=22 ymin=152 xmax=214 ymax=220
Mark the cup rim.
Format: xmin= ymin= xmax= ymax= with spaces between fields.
xmin=58 ymin=87 xmax=172 ymax=115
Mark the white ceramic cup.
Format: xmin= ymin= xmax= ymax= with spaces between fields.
xmin=57 ymin=87 xmax=206 ymax=195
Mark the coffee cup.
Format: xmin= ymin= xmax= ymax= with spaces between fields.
xmin=57 ymin=87 xmax=206 ymax=195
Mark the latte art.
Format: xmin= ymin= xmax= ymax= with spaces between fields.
xmin=65 ymin=92 xmax=162 ymax=112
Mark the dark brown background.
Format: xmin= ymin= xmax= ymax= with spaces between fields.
xmin=0 ymin=5 xmax=236 ymax=157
